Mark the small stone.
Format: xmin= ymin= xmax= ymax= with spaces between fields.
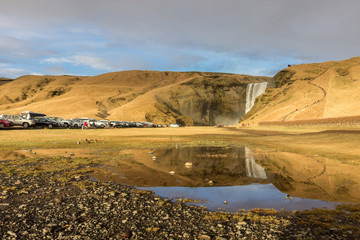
xmin=185 ymin=162 xmax=193 ymax=168
xmin=183 ymin=233 xmax=190 ymax=238
xmin=7 ymin=231 xmax=17 ymax=237
xmin=199 ymin=234 xmax=211 ymax=240
xmin=120 ymin=231 xmax=132 ymax=238
xmin=43 ymin=227 xmax=50 ymax=235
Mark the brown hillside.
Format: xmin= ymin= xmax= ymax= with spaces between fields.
xmin=0 ymin=71 xmax=271 ymax=125
xmin=243 ymin=57 xmax=360 ymax=124
xmin=0 ymin=78 xmax=13 ymax=86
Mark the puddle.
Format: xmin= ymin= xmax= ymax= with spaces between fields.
xmin=92 ymin=146 xmax=341 ymax=211
xmin=141 ymin=184 xmax=335 ymax=211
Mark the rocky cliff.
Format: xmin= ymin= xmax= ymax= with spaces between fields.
xmin=147 ymin=74 xmax=272 ymax=125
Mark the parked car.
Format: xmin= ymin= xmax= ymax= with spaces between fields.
xmin=33 ymin=117 xmax=60 ymax=129
xmin=20 ymin=111 xmax=46 ymax=119
xmin=0 ymin=114 xmax=35 ymax=128
xmin=48 ymin=116 xmax=71 ymax=128
xmin=88 ymin=119 xmax=106 ymax=128
xmin=0 ymin=119 xmax=13 ymax=128
xmin=135 ymin=122 xmax=144 ymax=128
xmin=99 ymin=120 xmax=110 ymax=128
xmin=70 ymin=118 xmax=85 ymax=128
xmin=143 ymin=122 xmax=156 ymax=128
xmin=170 ymin=123 xmax=180 ymax=127
xmin=110 ymin=121 xmax=123 ymax=128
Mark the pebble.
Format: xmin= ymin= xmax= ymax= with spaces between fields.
xmin=7 ymin=231 xmax=17 ymax=237
xmin=199 ymin=234 xmax=211 ymax=240
xmin=0 ymin=172 xmax=353 ymax=240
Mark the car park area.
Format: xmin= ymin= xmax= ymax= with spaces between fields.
xmin=0 ymin=111 xmax=180 ymax=130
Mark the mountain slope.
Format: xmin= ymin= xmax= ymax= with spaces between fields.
xmin=0 ymin=71 xmax=271 ymax=125
xmin=0 ymin=77 xmax=13 ymax=86
xmin=244 ymin=57 xmax=360 ymax=124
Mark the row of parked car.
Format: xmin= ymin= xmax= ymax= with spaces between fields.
xmin=0 ymin=111 xmax=181 ymax=129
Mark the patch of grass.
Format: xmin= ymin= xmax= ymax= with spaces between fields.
xmin=294 ymin=204 xmax=360 ymax=235
xmin=336 ymin=68 xmax=350 ymax=76
xmin=131 ymin=189 xmax=154 ymax=195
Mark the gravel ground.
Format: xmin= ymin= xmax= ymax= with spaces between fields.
xmin=0 ymin=172 xmax=356 ymax=240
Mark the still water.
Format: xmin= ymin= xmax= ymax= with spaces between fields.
xmin=93 ymin=146 xmax=340 ymax=211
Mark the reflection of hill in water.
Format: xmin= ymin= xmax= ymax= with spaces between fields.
xmin=259 ymin=151 xmax=360 ymax=203
xmin=105 ymin=146 xmax=271 ymax=187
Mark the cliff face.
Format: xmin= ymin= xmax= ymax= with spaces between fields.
xmin=0 ymin=71 xmax=271 ymax=125
xmin=147 ymin=75 xmax=271 ymax=126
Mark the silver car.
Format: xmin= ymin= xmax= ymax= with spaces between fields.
xmin=48 ymin=116 xmax=71 ymax=128
xmin=0 ymin=114 xmax=35 ymax=128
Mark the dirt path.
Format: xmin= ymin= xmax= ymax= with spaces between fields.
xmin=282 ymin=68 xmax=328 ymax=121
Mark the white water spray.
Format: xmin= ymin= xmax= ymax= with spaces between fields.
xmin=245 ymin=147 xmax=267 ymax=179
xmin=245 ymin=82 xmax=268 ymax=114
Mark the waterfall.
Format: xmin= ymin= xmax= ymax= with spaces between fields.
xmin=245 ymin=147 xmax=267 ymax=179
xmin=245 ymin=82 xmax=268 ymax=114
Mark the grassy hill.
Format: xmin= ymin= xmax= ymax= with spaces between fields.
xmin=0 ymin=71 xmax=270 ymax=125
xmin=0 ymin=78 xmax=13 ymax=86
xmin=244 ymin=57 xmax=360 ymax=124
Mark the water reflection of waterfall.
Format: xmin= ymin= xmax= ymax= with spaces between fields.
xmin=245 ymin=82 xmax=268 ymax=114
xmin=245 ymin=147 xmax=267 ymax=179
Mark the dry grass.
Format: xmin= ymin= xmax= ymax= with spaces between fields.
xmin=243 ymin=57 xmax=360 ymax=124
xmin=259 ymin=115 xmax=360 ymax=127
xmin=0 ymin=71 xmax=269 ymax=125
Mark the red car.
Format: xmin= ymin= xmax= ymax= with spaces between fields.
xmin=0 ymin=119 xmax=13 ymax=128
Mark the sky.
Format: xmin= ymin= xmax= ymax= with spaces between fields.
xmin=1 ymin=0 xmax=360 ymax=78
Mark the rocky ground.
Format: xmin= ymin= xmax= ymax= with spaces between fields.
xmin=0 ymin=172 xmax=357 ymax=240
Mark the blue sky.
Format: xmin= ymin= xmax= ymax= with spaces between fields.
xmin=1 ymin=0 xmax=360 ymax=78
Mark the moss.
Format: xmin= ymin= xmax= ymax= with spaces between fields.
xmin=336 ymin=68 xmax=350 ymax=76
xmin=273 ymin=69 xmax=296 ymax=88
xmin=294 ymin=204 xmax=360 ymax=235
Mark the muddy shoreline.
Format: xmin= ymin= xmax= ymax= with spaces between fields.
xmin=0 ymin=172 xmax=355 ymax=240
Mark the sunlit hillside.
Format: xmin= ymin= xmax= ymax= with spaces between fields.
xmin=244 ymin=57 xmax=360 ymax=124
xmin=0 ymin=71 xmax=270 ymax=125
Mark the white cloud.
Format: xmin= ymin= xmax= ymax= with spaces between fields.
xmin=0 ymin=67 xmax=43 ymax=78
xmin=43 ymin=57 xmax=73 ymax=64
xmin=43 ymin=55 xmax=114 ymax=71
